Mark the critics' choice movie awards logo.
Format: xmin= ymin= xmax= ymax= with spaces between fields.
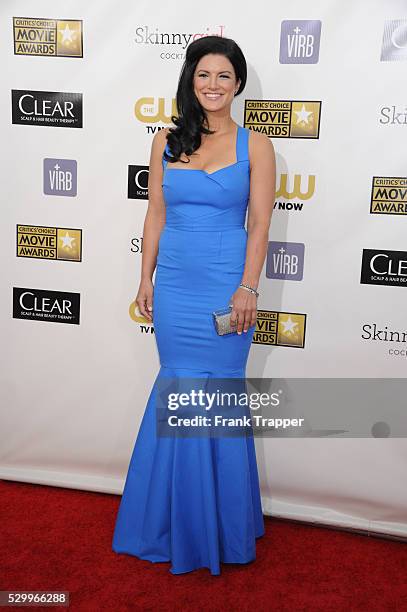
xmin=11 ymin=90 xmax=83 ymax=128
xmin=128 ymin=165 xmax=149 ymax=199
xmin=17 ymin=225 xmax=82 ymax=261
xmin=360 ymin=249 xmax=407 ymax=287
xmin=279 ymin=20 xmax=322 ymax=64
xmin=253 ymin=311 xmax=306 ymax=348
xmin=13 ymin=287 xmax=80 ymax=324
xmin=44 ymin=159 xmax=77 ymax=197
xmin=244 ymin=100 xmax=321 ymax=138
xmin=266 ymin=241 xmax=305 ymax=281
xmin=13 ymin=17 xmax=83 ymax=57
xmin=370 ymin=177 xmax=407 ymax=215
xmin=381 ymin=20 xmax=407 ymax=61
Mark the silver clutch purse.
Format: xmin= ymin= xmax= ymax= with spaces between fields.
xmin=212 ymin=305 xmax=237 ymax=336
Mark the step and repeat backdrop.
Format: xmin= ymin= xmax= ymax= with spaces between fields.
xmin=1 ymin=1 xmax=406 ymax=537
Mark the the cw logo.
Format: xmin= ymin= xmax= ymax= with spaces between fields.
xmin=276 ymin=174 xmax=315 ymax=200
xmin=135 ymin=97 xmax=178 ymax=124
xmin=129 ymin=300 xmax=152 ymax=325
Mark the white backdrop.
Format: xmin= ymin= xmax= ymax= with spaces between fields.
xmin=1 ymin=0 xmax=406 ymax=539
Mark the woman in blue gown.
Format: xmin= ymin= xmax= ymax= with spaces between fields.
xmin=112 ymin=35 xmax=275 ymax=576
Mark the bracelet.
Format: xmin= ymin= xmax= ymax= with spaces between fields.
xmin=239 ymin=283 xmax=259 ymax=298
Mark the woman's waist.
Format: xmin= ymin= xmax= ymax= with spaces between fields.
xmin=157 ymin=225 xmax=248 ymax=259
xmin=164 ymin=207 xmax=246 ymax=232
xmin=163 ymin=222 xmax=245 ymax=232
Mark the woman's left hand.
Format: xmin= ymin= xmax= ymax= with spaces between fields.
xmin=229 ymin=287 xmax=258 ymax=334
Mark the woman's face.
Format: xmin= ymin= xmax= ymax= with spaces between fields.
xmin=193 ymin=53 xmax=240 ymax=113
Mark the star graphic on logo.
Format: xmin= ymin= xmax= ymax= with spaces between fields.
xmin=281 ymin=316 xmax=298 ymax=335
xmin=60 ymin=24 xmax=76 ymax=44
xmin=294 ymin=104 xmax=313 ymax=125
xmin=60 ymin=232 xmax=75 ymax=249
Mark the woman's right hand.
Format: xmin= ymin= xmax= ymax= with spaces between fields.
xmin=135 ymin=278 xmax=154 ymax=322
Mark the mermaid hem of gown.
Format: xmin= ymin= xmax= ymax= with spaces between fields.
xmin=112 ymin=366 xmax=266 ymax=576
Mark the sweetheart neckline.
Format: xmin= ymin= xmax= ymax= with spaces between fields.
xmin=164 ymin=125 xmax=244 ymax=176
xmin=165 ymin=160 xmax=243 ymax=177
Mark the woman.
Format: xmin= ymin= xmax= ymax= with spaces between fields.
xmin=112 ymin=35 xmax=275 ymax=575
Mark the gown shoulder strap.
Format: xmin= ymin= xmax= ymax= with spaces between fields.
xmin=236 ymin=125 xmax=249 ymax=162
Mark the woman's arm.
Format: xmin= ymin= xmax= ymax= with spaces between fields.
xmin=135 ymin=128 xmax=168 ymax=322
xmin=230 ymin=130 xmax=276 ymax=334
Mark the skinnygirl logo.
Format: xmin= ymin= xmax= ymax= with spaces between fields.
xmin=134 ymin=25 xmax=226 ymax=51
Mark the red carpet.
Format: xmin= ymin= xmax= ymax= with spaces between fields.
xmin=1 ymin=479 xmax=405 ymax=611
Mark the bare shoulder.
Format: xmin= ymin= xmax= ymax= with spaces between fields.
xmin=154 ymin=126 xmax=170 ymax=142
xmin=248 ymin=129 xmax=275 ymax=160
xmin=151 ymin=126 xmax=170 ymax=152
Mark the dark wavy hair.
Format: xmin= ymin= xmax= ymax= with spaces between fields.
xmin=163 ymin=35 xmax=247 ymax=164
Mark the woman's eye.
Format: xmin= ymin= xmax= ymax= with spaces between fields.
xmin=197 ymin=74 xmax=230 ymax=78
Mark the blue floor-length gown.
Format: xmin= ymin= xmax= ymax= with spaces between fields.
xmin=112 ymin=124 xmax=265 ymax=575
